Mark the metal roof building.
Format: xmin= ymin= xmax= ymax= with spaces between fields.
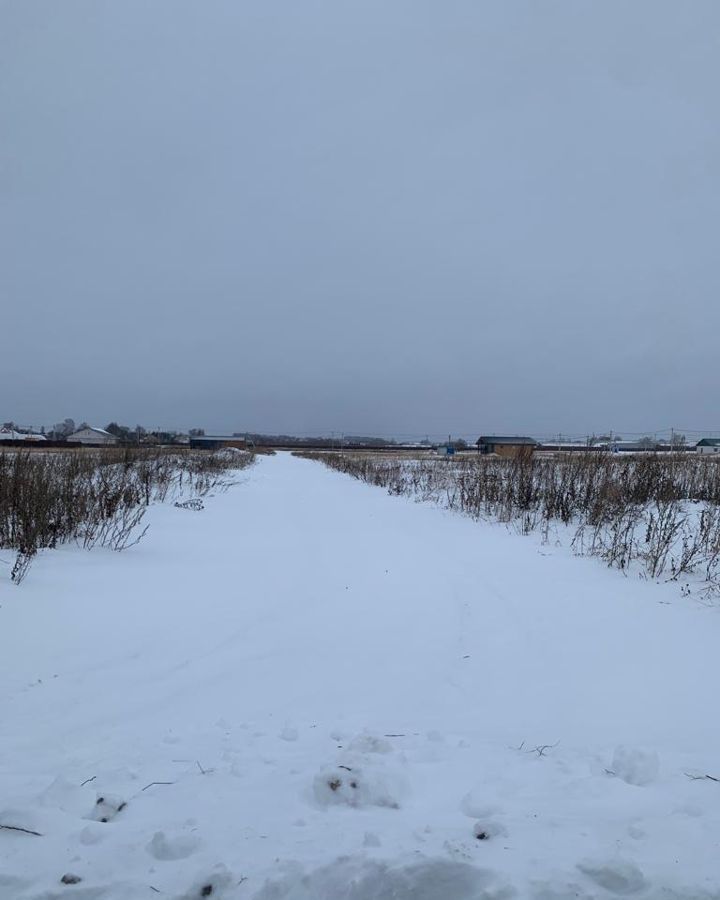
xmin=476 ymin=436 xmax=538 ymax=457
xmin=696 ymin=438 xmax=720 ymax=454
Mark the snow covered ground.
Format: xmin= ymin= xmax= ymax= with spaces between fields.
xmin=1 ymin=452 xmax=719 ymax=899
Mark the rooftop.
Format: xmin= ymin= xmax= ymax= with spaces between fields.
xmin=72 ymin=426 xmax=113 ymax=436
xmin=477 ymin=436 xmax=538 ymax=446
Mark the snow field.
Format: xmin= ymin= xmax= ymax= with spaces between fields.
xmin=1 ymin=453 xmax=719 ymax=898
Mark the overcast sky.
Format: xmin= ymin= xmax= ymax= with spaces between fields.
xmin=1 ymin=1 xmax=718 ymax=439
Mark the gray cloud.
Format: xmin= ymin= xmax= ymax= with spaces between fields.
xmin=2 ymin=0 xmax=718 ymax=439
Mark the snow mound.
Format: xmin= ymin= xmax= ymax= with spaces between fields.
xmin=79 ymin=824 xmax=106 ymax=845
xmin=312 ymin=760 xmax=407 ymax=809
xmin=147 ymin=829 xmax=202 ymax=861
xmin=460 ymin=790 xmax=501 ymax=820
xmin=87 ymin=793 xmax=127 ymax=823
xmin=251 ymin=857 xmax=513 ymax=900
xmin=313 ymin=732 xmax=408 ymax=809
xmin=611 ymin=746 xmax=660 ymax=786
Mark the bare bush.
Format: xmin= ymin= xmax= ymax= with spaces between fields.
xmin=0 ymin=447 xmax=254 ymax=583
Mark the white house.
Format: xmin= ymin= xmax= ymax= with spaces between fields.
xmin=66 ymin=426 xmax=118 ymax=445
xmin=696 ymin=438 xmax=720 ymax=455
xmin=0 ymin=428 xmax=47 ymax=442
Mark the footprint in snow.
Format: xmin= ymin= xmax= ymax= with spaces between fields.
xmin=473 ymin=820 xmax=507 ymax=842
xmin=174 ymin=864 xmax=234 ymax=899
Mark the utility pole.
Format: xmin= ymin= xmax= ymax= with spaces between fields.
xmin=670 ymin=428 xmax=675 ymax=477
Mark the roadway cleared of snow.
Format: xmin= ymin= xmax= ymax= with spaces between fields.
xmin=1 ymin=452 xmax=719 ymax=898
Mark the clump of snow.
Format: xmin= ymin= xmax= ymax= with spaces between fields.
xmin=78 ymin=824 xmax=105 ymax=845
xmin=313 ymin=731 xmax=408 ymax=809
xmin=611 ymin=746 xmax=660 ymax=786
xmin=312 ymin=761 xmax=407 ymax=809
xmin=147 ymin=829 xmax=202 ymax=861
xmin=87 ymin=793 xmax=127 ymax=823
xmin=460 ymin=791 xmax=500 ymax=820
xmin=280 ymin=725 xmax=299 ymax=742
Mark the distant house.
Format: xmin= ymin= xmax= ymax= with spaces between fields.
xmin=476 ymin=436 xmax=538 ymax=458
xmin=696 ymin=438 xmax=720 ymax=455
xmin=0 ymin=428 xmax=47 ymax=442
xmin=67 ymin=426 xmax=118 ymax=446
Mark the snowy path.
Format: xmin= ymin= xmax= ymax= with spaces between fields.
xmin=1 ymin=452 xmax=719 ymax=899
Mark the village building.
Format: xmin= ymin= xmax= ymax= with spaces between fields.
xmin=696 ymin=438 xmax=720 ymax=455
xmin=476 ymin=436 xmax=538 ymax=458
xmin=66 ymin=426 xmax=119 ymax=446
xmin=0 ymin=427 xmax=47 ymax=442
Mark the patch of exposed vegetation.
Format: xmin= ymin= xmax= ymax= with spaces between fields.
xmin=299 ymin=451 xmax=720 ymax=597
xmin=0 ymin=447 xmax=254 ymax=583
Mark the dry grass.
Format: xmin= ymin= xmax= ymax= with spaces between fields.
xmin=0 ymin=447 xmax=254 ymax=584
xmin=298 ymin=450 xmax=720 ymax=597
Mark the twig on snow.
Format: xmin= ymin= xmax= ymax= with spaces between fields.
xmin=685 ymin=772 xmax=720 ymax=783
xmin=80 ymin=775 xmax=97 ymax=787
xmin=527 ymin=740 xmax=560 ymax=758
xmin=141 ymin=781 xmax=176 ymax=792
xmin=196 ymin=760 xmax=206 ymax=775
xmin=0 ymin=823 xmax=42 ymax=837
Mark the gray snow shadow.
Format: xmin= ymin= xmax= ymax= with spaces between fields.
xmin=252 ymin=857 xmax=514 ymax=900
